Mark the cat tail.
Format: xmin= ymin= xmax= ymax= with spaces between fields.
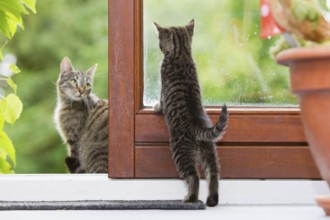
xmin=196 ymin=105 xmax=228 ymax=141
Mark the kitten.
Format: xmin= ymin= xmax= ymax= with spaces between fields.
xmin=154 ymin=20 xmax=228 ymax=207
xmin=54 ymin=57 xmax=108 ymax=173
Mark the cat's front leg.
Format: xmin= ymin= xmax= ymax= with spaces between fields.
xmin=154 ymin=86 xmax=164 ymax=115
xmin=153 ymin=101 xmax=163 ymax=115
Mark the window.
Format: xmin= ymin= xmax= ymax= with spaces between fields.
xmin=108 ymin=0 xmax=320 ymax=179
xmin=143 ymin=0 xmax=297 ymax=106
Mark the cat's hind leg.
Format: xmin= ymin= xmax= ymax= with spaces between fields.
xmin=185 ymin=174 xmax=199 ymax=203
xmin=198 ymin=140 xmax=219 ymax=207
xmin=172 ymin=140 xmax=199 ymax=203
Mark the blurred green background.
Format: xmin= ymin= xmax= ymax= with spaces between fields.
xmin=4 ymin=0 xmax=108 ymax=173
xmin=143 ymin=0 xmax=298 ymax=106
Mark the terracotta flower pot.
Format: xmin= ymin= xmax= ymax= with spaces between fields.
xmin=277 ymin=46 xmax=330 ymax=215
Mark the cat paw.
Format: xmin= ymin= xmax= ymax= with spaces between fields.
xmin=96 ymin=99 xmax=107 ymax=106
xmin=184 ymin=194 xmax=198 ymax=203
xmin=206 ymin=194 xmax=219 ymax=207
xmin=153 ymin=103 xmax=163 ymax=115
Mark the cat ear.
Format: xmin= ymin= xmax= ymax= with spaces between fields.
xmin=60 ymin=57 xmax=74 ymax=74
xmin=154 ymin=22 xmax=172 ymax=40
xmin=154 ymin=22 xmax=166 ymax=36
xmin=86 ymin=64 xmax=98 ymax=79
xmin=153 ymin=22 xmax=161 ymax=36
xmin=186 ymin=19 xmax=195 ymax=36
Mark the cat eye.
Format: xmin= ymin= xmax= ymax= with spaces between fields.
xmin=69 ymin=79 xmax=78 ymax=87
xmin=85 ymin=82 xmax=92 ymax=89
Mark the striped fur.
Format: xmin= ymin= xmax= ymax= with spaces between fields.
xmin=54 ymin=57 xmax=108 ymax=173
xmin=154 ymin=20 xmax=228 ymax=207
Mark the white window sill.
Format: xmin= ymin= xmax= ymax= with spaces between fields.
xmin=0 ymin=174 xmax=329 ymax=219
xmin=0 ymin=174 xmax=328 ymax=204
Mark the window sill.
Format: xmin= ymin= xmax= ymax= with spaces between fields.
xmin=1 ymin=175 xmax=329 ymax=219
xmin=0 ymin=174 xmax=328 ymax=204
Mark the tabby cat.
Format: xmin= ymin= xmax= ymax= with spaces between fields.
xmin=54 ymin=57 xmax=108 ymax=173
xmin=154 ymin=20 xmax=228 ymax=207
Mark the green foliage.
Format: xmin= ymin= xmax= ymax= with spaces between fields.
xmin=0 ymin=0 xmax=36 ymax=57
xmin=0 ymin=79 xmax=23 ymax=174
xmin=0 ymin=119 xmax=16 ymax=173
xmin=0 ymin=0 xmax=35 ymax=173
xmin=4 ymin=0 xmax=108 ymax=173
xmin=0 ymin=94 xmax=23 ymax=125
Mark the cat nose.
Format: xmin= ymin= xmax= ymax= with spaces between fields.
xmin=78 ymin=87 xmax=84 ymax=94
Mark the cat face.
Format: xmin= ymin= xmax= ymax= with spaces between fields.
xmin=58 ymin=57 xmax=97 ymax=101
xmin=154 ymin=19 xmax=195 ymax=56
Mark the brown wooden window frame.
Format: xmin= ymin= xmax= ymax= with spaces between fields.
xmin=108 ymin=0 xmax=320 ymax=179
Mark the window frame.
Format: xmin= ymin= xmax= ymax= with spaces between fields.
xmin=108 ymin=0 xmax=320 ymax=179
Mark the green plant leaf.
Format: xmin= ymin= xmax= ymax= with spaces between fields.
xmin=0 ymin=0 xmax=29 ymax=19
xmin=0 ymin=40 xmax=8 ymax=60
xmin=0 ymin=0 xmax=29 ymax=39
xmin=21 ymin=0 xmax=36 ymax=14
xmin=0 ymin=94 xmax=23 ymax=125
xmin=0 ymin=11 xmax=11 ymax=38
xmin=0 ymin=117 xmax=4 ymax=130
xmin=9 ymin=64 xmax=21 ymax=74
xmin=6 ymin=10 xmax=23 ymax=31
xmin=0 ymin=130 xmax=16 ymax=168
xmin=0 ymin=157 xmax=14 ymax=174
xmin=0 ymin=40 xmax=8 ymax=57
xmin=0 ymin=143 xmax=6 ymax=160
xmin=6 ymin=78 xmax=17 ymax=94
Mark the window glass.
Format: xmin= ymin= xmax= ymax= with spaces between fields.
xmin=143 ymin=0 xmax=298 ymax=106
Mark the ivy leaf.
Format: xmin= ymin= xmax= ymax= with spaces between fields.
xmin=0 ymin=130 xmax=16 ymax=168
xmin=21 ymin=0 xmax=36 ymax=14
xmin=0 ymin=94 xmax=23 ymax=125
xmin=6 ymin=78 xmax=17 ymax=94
xmin=9 ymin=64 xmax=21 ymax=74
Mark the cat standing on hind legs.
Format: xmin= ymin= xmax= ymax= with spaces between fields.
xmin=154 ymin=19 xmax=228 ymax=207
